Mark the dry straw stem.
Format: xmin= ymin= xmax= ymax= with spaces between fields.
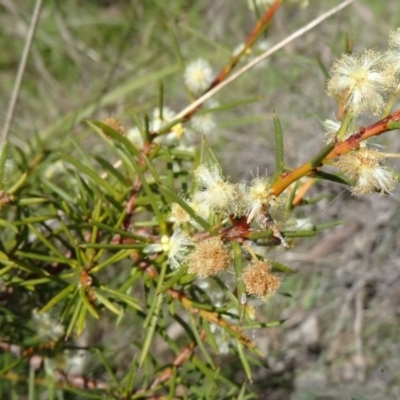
xmin=1 ymin=0 xmax=43 ymax=148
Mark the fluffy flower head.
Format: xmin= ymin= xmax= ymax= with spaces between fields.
xmin=191 ymin=100 xmax=219 ymax=134
xmin=386 ymin=28 xmax=400 ymax=76
xmin=151 ymin=107 xmax=185 ymax=141
xmin=127 ymin=126 xmax=144 ymax=149
xmin=193 ymin=164 xmax=239 ymax=216
xmin=169 ymin=202 xmax=191 ymax=225
xmin=184 ymin=59 xmax=214 ymax=94
xmin=144 ymin=229 xmax=193 ymax=269
xmin=327 ymin=50 xmax=395 ymax=116
xmin=334 ymin=148 xmax=397 ymax=195
xmin=32 ymin=310 xmax=65 ymax=342
xmin=246 ymin=174 xmax=272 ymax=223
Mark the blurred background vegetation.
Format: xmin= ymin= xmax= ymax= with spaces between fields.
xmin=1 ymin=0 xmax=400 ymax=399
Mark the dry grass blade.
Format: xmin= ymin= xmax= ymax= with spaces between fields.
xmin=1 ymin=0 xmax=43 ymax=148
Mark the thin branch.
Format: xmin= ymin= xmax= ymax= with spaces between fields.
xmin=1 ymin=0 xmax=43 ymax=148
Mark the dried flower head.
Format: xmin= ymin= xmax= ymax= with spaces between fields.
xmin=187 ymin=237 xmax=232 ymax=278
xmin=327 ymin=50 xmax=395 ymax=116
xmin=334 ymin=148 xmax=397 ymax=195
xmin=193 ymin=164 xmax=239 ymax=216
xmin=242 ymin=260 xmax=281 ymax=299
xmin=101 ymin=117 xmax=126 ymax=136
xmin=144 ymin=229 xmax=193 ymax=269
xmin=184 ymin=59 xmax=214 ymax=94
xmin=0 ymin=190 xmax=15 ymax=210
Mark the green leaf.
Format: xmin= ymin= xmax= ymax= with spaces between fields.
xmin=192 ymin=356 xmax=217 ymax=384
xmin=311 ymin=142 xmax=335 ymax=167
xmin=100 ymin=286 xmax=143 ymax=312
xmin=78 ymin=243 xmax=143 ymax=250
xmin=235 ymin=341 xmax=252 ymax=381
xmin=129 ymin=154 xmax=166 ymax=234
xmin=79 ymin=287 xmax=99 ymax=319
xmin=93 ymin=155 xmax=131 ymax=186
xmin=188 ymin=315 xmax=215 ymax=369
xmin=8 ymin=172 xmax=27 ymax=195
xmin=272 ymin=111 xmax=284 ymax=179
xmin=14 ymin=251 xmax=68 ymax=265
xmin=168 ymin=24 xmax=184 ymax=72
xmin=40 ymin=284 xmax=77 ymax=313
xmin=96 ymin=349 xmax=120 ymax=389
xmin=314 ymin=220 xmax=345 ymax=230
xmin=139 ymin=294 xmax=162 ymax=367
xmin=87 ymin=120 xmax=140 ymax=158
xmin=159 ymin=185 xmax=212 ymax=232
xmin=159 ymin=266 xmax=192 ymax=293
xmin=66 ymin=294 xmax=83 ymax=338
xmin=241 ymin=319 xmax=286 ymax=329
xmin=232 ymin=243 xmax=246 ymax=323
xmin=42 ymin=179 xmax=75 ymax=203
xmin=179 ymin=23 xmax=231 ymax=55
xmin=89 ymin=220 xmax=151 ymax=243
xmin=313 ymin=170 xmax=352 ymax=185
xmin=92 ymin=249 xmax=135 ymax=272
xmin=282 ymin=230 xmax=316 ymax=238
xmin=0 ymin=264 xmax=13 ymax=276
xmin=18 ymin=277 xmax=52 ymax=287
xmin=27 ymin=224 xmax=69 ymax=261
xmin=59 ymin=153 xmax=118 ymax=197
xmin=15 ymin=215 xmax=57 ymax=225
xmin=40 ymin=64 xmax=179 ymax=142
xmin=16 ymin=197 xmax=49 ymax=206
xmin=315 ymin=53 xmax=329 ymax=79
xmin=0 ymin=218 xmax=18 ymax=233
xmin=270 ymin=260 xmax=296 ymax=274
xmin=76 ymin=300 xmax=88 ymax=336
xmin=0 ymin=143 xmax=9 ymax=190
xmin=92 ymin=288 xmax=122 ymax=316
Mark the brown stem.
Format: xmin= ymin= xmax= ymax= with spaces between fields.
xmin=272 ymin=108 xmax=400 ymax=197
xmin=210 ymin=0 xmax=282 ymax=90
xmin=148 ymin=330 xmax=207 ymax=390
